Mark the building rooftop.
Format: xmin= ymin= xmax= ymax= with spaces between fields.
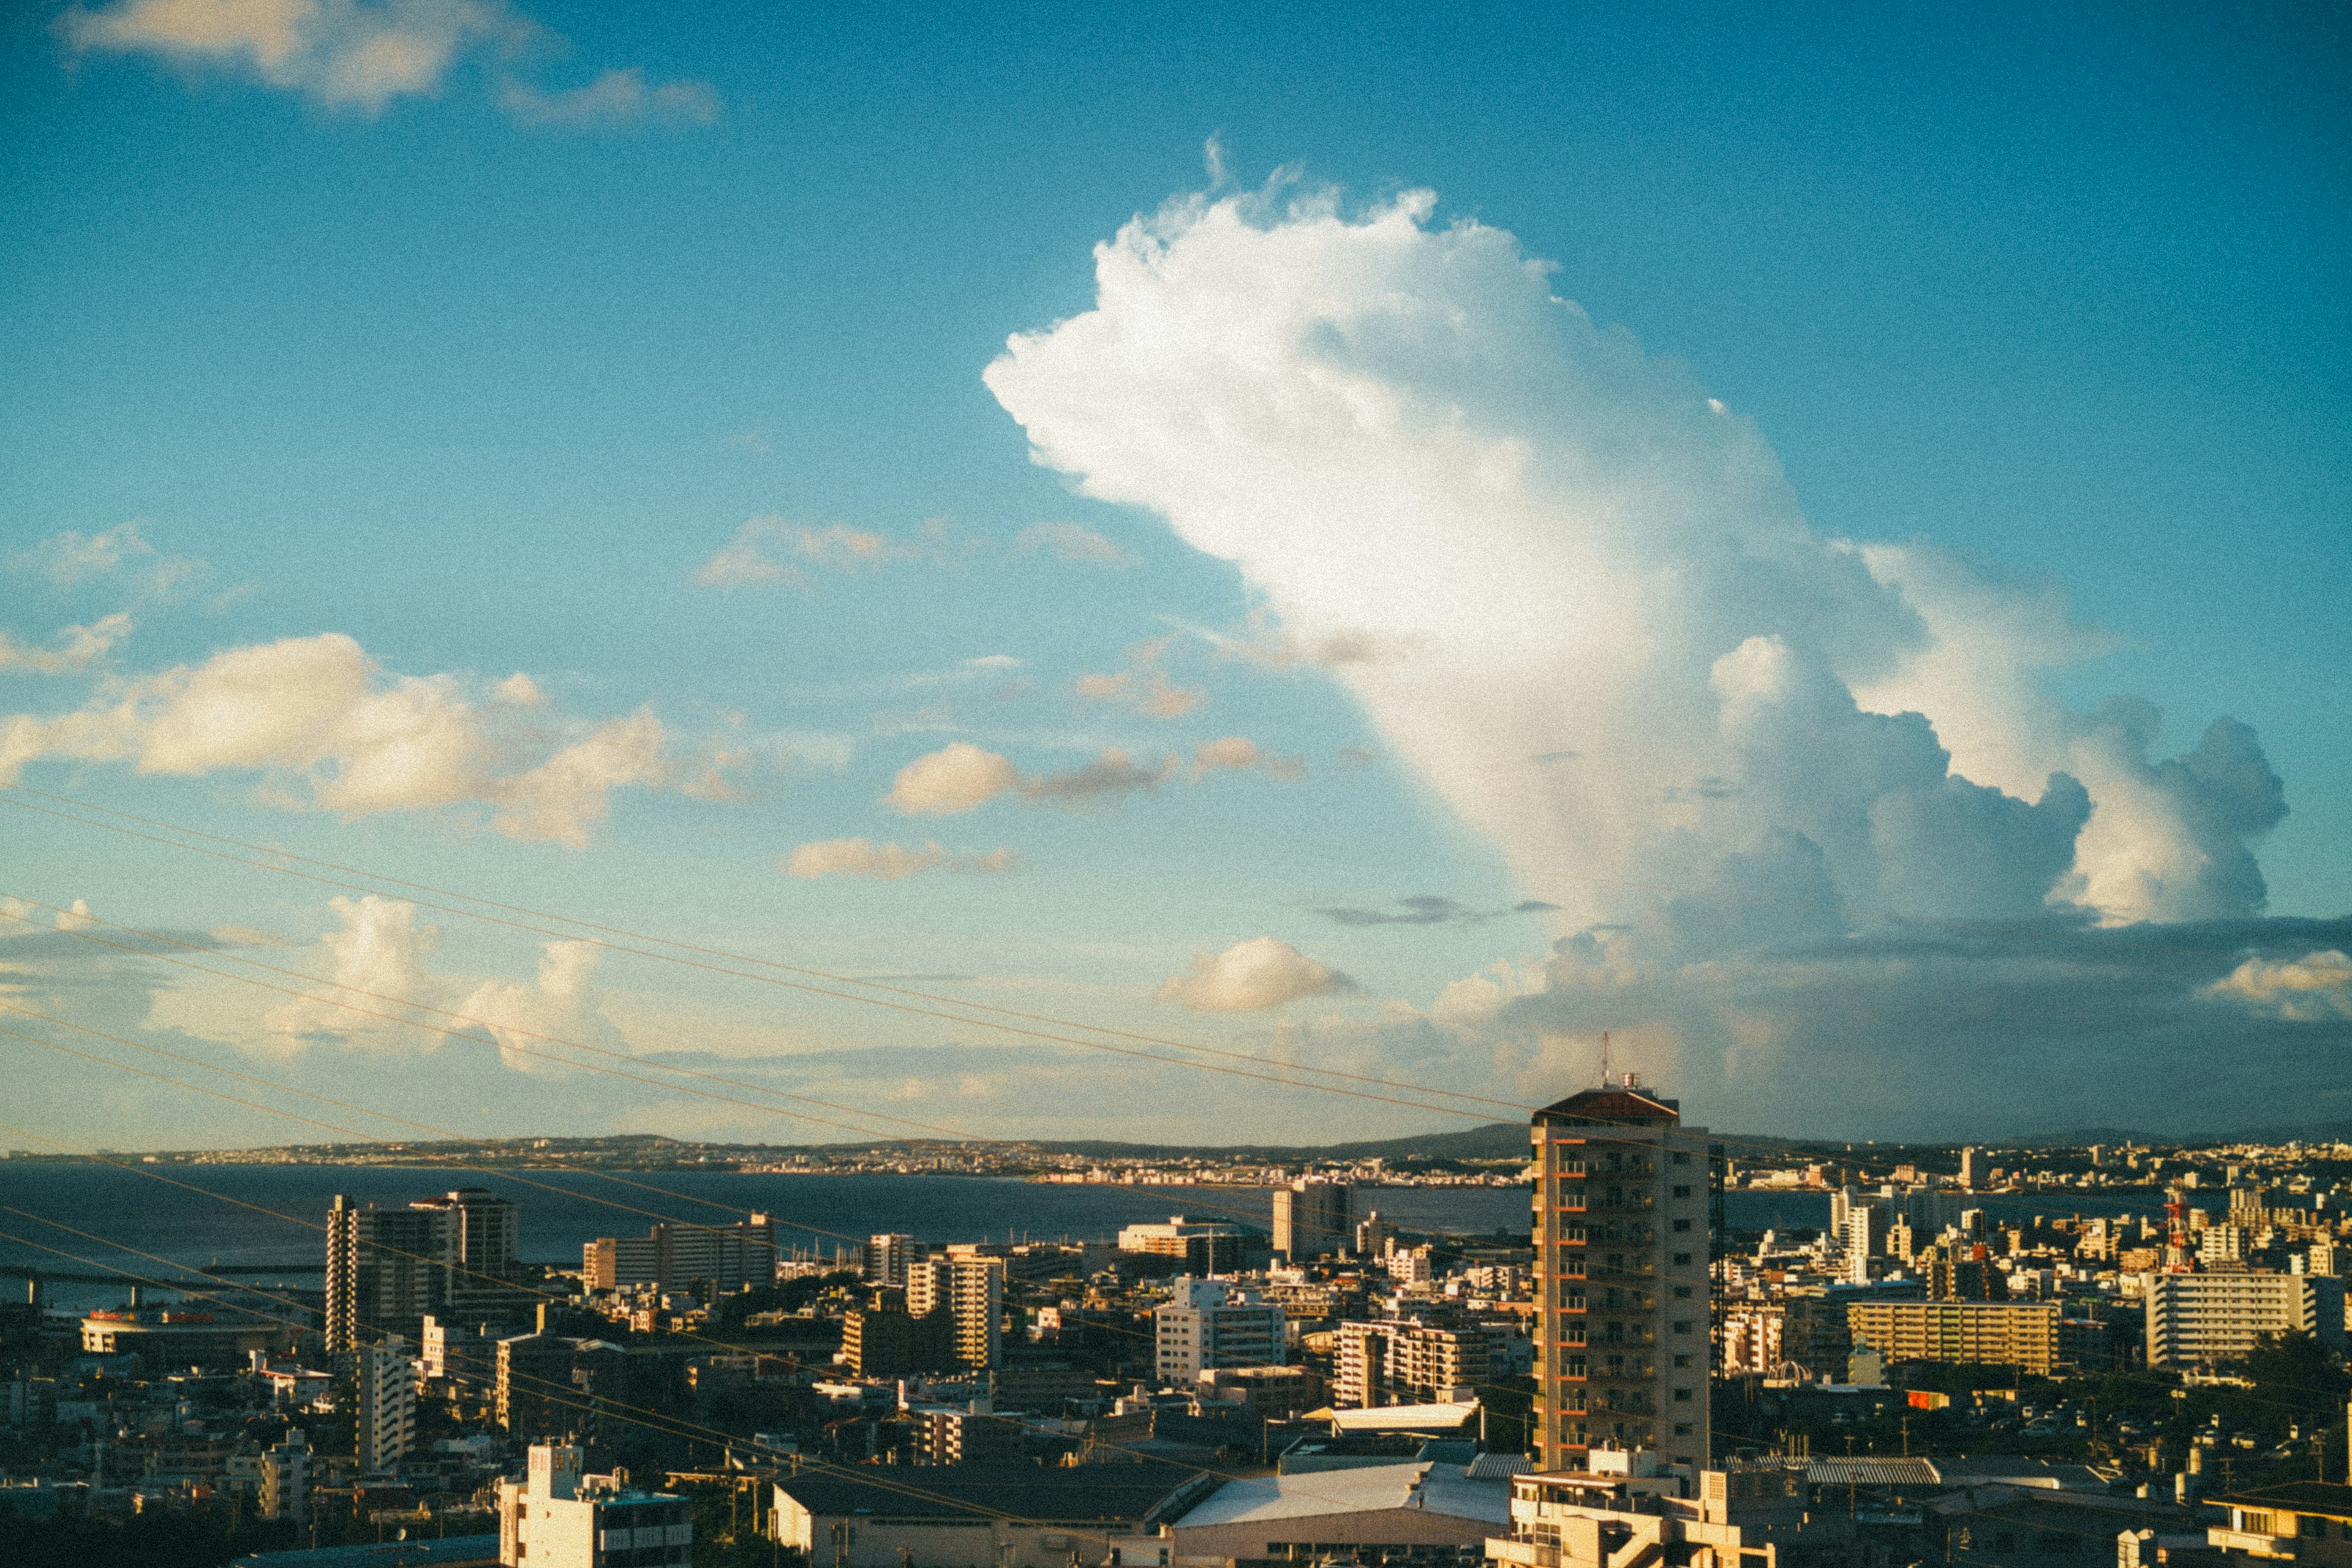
xmin=773 ymin=1463 xmax=1189 ymax=1523
xmin=228 ymin=1535 xmax=499 ymax=1567
xmin=2214 ymin=1482 xmax=2352 ymax=1520
xmin=1534 ymin=1088 xmax=1681 ymax=1128
xmin=1176 ymin=1461 xmax=1510 ymax=1529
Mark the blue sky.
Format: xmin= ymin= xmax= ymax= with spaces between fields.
xmin=1 ymin=0 xmax=2345 ymax=1150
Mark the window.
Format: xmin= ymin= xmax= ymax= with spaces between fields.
xmin=1673 ymin=1321 xmax=1694 ymax=1335
xmin=1674 ymin=1387 xmax=1693 ymax=1402
xmin=1673 ymin=1185 xmax=1692 ymax=1199
xmin=1673 ymin=1152 xmax=1691 ymax=1164
xmin=1673 ymin=1218 xmax=1693 ymax=1232
xmin=2298 ymin=1517 xmax=2327 ymax=1540
xmin=1673 ymin=1423 xmax=1694 ymax=1436
xmin=1673 ymin=1253 xmax=1693 ymax=1265
xmin=1674 ymin=1354 xmax=1693 ymax=1368
xmin=1673 ymin=1286 xmax=1693 ymax=1298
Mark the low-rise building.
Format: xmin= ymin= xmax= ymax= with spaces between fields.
xmin=1121 ymin=1457 xmax=1509 ymax=1564
xmin=771 ymin=1464 xmax=1193 ymax=1567
xmin=1154 ymin=1276 xmax=1286 ymax=1383
xmin=497 ymin=1442 xmax=692 ymax=1567
xmin=1485 ymin=1450 xmax=1807 ymax=1568
xmin=1844 ymin=1301 xmax=2060 ymax=1376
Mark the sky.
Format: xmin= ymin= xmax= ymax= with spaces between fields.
xmin=0 ymin=0 xmax=2346 ymax=1151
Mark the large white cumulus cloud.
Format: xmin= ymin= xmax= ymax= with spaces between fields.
xmin=985 ymin=186 xmax=2280 ymax=932
xmin=987 ymin=183 xmax=2324 ymax=1134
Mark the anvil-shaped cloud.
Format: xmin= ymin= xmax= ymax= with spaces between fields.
xmin=986 ymin=181 xmax=2334 ymax=1135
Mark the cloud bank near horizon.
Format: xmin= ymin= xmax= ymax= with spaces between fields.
xmin=986 ymin=179 xmax=2344 ymax=1136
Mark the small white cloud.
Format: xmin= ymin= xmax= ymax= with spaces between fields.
xmin=782 ymin=838 xmax=1017 ymax=881
xmin=2202 ymin=949 xmax=2352 ymax=1021
xmin=1156 ymin=935 xmax=1354 ymax=1012
xmin=1073 ymin=634 xmax=1203 ymax=720
xmin=0 ymin=613 xmax=134 ymax=675
xmin=1191 ymin=735 xmax=1303 ymax=781
xmin=1022 ymin=747 xmax=1174 ymax=808
xmin=1010 ymin=521 xmax=1134 ymax=568
xmin=496 ymin=672 xmax=541 ymax=705
xmin=499 ymin=67 xmax=718 ymax=128
xmin=884 ymin=742 xmax=1020 ymax=816
xmin=456 ymin=939 xmax=627 ymax=1075
xmin=54 ymin=899 xmax=97 ymax=932
xmin=59 ymin=0 xmax=535 ymax=114
xmin=695 ymin=516 xmax=957 ymax=591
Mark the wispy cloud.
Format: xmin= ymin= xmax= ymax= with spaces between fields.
xmin=1073 ymin=635 xmax=1202 ymax=720
xmin=1010 ymin=521 xmax=1135 ymax=568
xmin=695 ymin=516 xmax=967 ymax=591
xmin=1317 ymin=895 xmax=1558 ymax=927
xmin=499 ymin=67 xmax=718 ymax=128
xmin=0 ymin=613 xmax=134 ymax=676
xmin=56 ymin=0 xmax=717 ymax=125
xmin=782 ymin=839 xmax=1017 ymax=881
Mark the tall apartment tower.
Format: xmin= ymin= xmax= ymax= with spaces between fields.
xmin=908 ymin=1255 xmax=1005 ymax=1370
xmin=1273 ymin=1180 xmax=1354 ymax=1261
xmin=1531 ymin=1077 xmax=1713 ymax=1474
xmin=1153 ymin=1276 xmax=1286 ymax=1383
xmin=865 ymin=1233 xmax=919 ymax=1287
xmin=326 ymin=1189 xmax=526 ymax=1353
xmin=356 ymin=1334 xmax=416 ymax=1476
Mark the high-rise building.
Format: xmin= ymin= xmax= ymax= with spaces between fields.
xmin=326 ymin=1189 xmax=526 ymax=1352
xmin=1845 ymin=1301 xmax=2060 ymax=1376
xmin=1531 ymin=1077 xmax=1713 ymax=1472
xmin=1273 ymin=1180 xmax=1354 ymax=1261
xmin=1841 ymin=1205 xmax=1891 ymax=1285
xmin=1153 ymin=1276 xmax=1286 ymax=1384
xmin=1958 ymin=1147 xmax=1984 ymax=1191
xmin=864 ymin=1234 xmax=919 ymax=1287
xmin=581 ymin=1214 xmax=778 ymax=1294
xmin=356 ymin=1334 xmax=416 ymax=1476
xmin=908 ymin=1256 xmax=1005 ymax=1370
xmin=842 ymin=1308 xmax=927 ymax=1378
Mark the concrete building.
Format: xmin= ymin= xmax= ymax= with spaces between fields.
xmin=863 ymin=1233 xmax=918 ymax=1287
xmin=910 ymin=1402 xmax=1027 ymax=1466
xmin=1120 ymin=1458 xmax=1510 ymax=1564
xmin=357 ymin=1334 xmax=417 ymax=1475
xmin=842 ymin=1306 xmax=928 ymax=1378
xmin=1959 ymin=1147 xmax=1985 ymax=1190
xmin=421 ymin=1314 xmax=505 ymax=1389
xmin=908 ymin=1254 xmax=1005 ymax=1370
xmin=1844 ymin=1300 xmax=2060 ymax=1375
xmin=1485 ymin=1450 xmax=1809 ymax=1568
xmin=1334 ymin=1319 xmax=1493 ymax=1409
xmin=2146 ymin=1272 xmax=2348 ymax=1368
xmin=771 ymin=1464 xmax=1191 ymax=1567
xmin=1153 ymin=1276 xmax=1286 ymax=1384
xmin=2207 ymin=1483 xmax=2352 ymax=1566
xmin=1196 ymin=1364 xmax=1322 ymax=1419
xmin=1530 ymin=1078 xmax=1713 ymax=1473
xmin=1273 ymin=1180 xmax=1354 ymax=1261
xmin=497 ymin=1442 xmax=692 ymax=1567
xmin=326 ymin=1189 xmax=526 ymax=1353
xmin=581 ymin=1213 xmax=777 ymax=1294
xmin=1118 ymin=1216 xmax=1250 ymax=1275
xmin=77 ymin=1311 xmax=282 ymax=1370
xmin=258 ymin=1429 xmax=312 ymax=1525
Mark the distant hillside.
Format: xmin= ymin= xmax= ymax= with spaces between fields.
xmin=939 ymin=1121 xmax=1533 ymax=1164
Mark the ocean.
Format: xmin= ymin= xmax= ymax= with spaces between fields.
xmin=0 ymin=1163 xmax=1529 ymax=1313
xmin=0 ymin=1164 xmax=2175 ymax=1314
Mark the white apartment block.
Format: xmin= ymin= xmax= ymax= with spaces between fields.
xmin=1154 ymin=1276 xmax=1286 ymax=1383
xmin=356 ymin=1335 xmax=415 ymax=1476
xmin=498 ymin=1442 xmax=693 ymax=1568
xmin=2146 ymin=1272 xmax=2347 ymax=1367
xmin=1531 ymin=1079 xmax=1714 ymax=1473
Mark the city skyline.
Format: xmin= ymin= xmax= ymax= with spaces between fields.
xmin=2 ymin=3 xmax=2346 ymax=1154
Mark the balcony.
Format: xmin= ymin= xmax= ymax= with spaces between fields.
xmin=2207 ymin=1531 xmax=2299 ymax=1561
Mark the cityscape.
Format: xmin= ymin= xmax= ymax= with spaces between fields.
xmin=2 ymin=2 xmax=2345 ymax=1567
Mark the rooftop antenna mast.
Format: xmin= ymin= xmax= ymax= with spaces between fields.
xmin=1598 ymin=1030 xmax=1611 ymax=1088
